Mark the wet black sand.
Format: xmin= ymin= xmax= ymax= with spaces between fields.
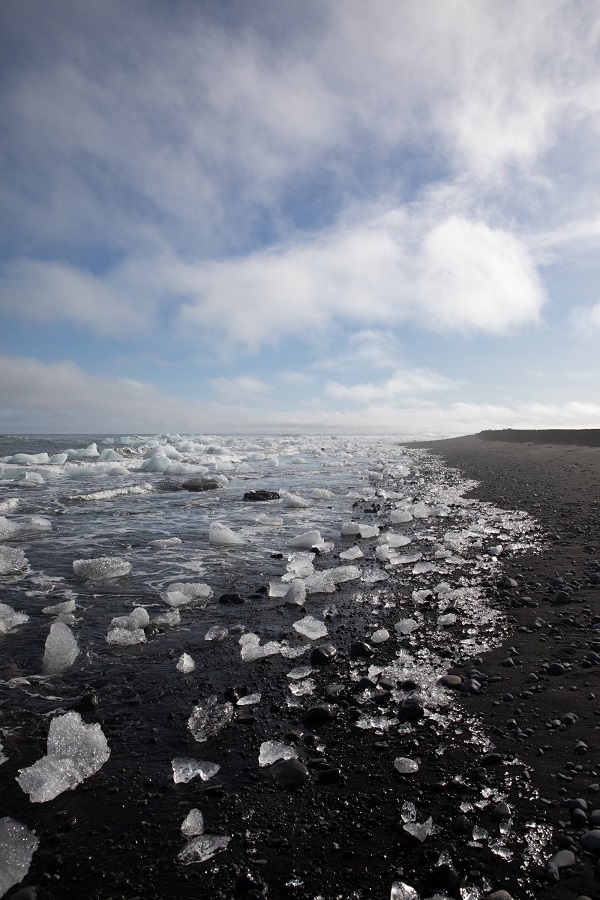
xmin=4 ymin=430 xmax=600 ymax=900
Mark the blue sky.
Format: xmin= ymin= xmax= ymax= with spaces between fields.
xmin=2 ymin=0 xmax=600 ymax=434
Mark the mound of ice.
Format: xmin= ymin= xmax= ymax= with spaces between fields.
xmin=172 ymin=757 xmax=220 ymax=783
xmin=149 ymin=537 xmax=183 ymax=548
xmin=181 ymin=808 xmax=204 ymax=838
xmin=106 ymin=627 xmax=146 ymax=646
xmin=0 ymin=817 xmax=39 ymax=897
xmin=188 ymin=697 xmax=233 ymax=742
xmin=259 ymin=741 xmax=298 ymax=767
xmin=97 ymin=449 xmax=125 ymax=462
xmin=281 ymin=492 xmax=311 ymax=509
xmin=209 ymin=522 xmax=246 ymax=546
xmin=0 ymin=515 xmax=52 ymax=542
xmin=17 ymin=711 xmax=110 ymax=802
xmin=73 ymin=557 xmax=132 ymax=580
xmin=293 ymin=615 xmax=328 ymax=640
xmin=0 ymin=603 xmax=29 ymax=633
xmin=288 ymin=530 xmax=325 ymax=550
xmin=110 ymin=607 xmax=149 ymax=630
xmin=177 ymin=653 xmax=196 ymax=673
xmin=140 ymin=453 xmax=170 ymax=473
xmin=7 ymin=452 xmax=50 ymax=465
xmin=43 ymin=622 xmax=79 ymax=674
xmin=66 ymin=443 xmax=99 ymax=459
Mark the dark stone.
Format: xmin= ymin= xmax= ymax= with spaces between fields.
xmin=270 ymin=758 xmax=309 ymax=789
xmin=350 ymin=641 xmax=374 ymax=659
xmin=243 ymin=490 xmax=280 ymax=502
xmin=433 ymin=861 xmax=459 ymax=892
xmin=311 ymin=644 xmax=338 ymax=665
xmin=548 ymin=662 xmax=566 ymax=676
xmin=234 ymin=870 xmax=268 ymax=899
xmin=316 ymin=768 xmax=341 ymax=785
xmin=491 ymin=802 xmax=511 ymax=820
xmin=397 ymin=697 xmax=425 ymax=722
xmin=303 ymin=705 xmax=337 ymax=728
xmin=219 ymin=592 xmax=244 ymax=604
xmin=324 ymin=684 xmax=345 ymax=701
xmin=225 ymin=685 xmax=250 ymax=702
xmin=580 ymin=830 xmax=600 ymax=853
xmin=440 ymin=674 xmax=462 ymax=688
xmin=182 ymin=477 xmax=224 ymax=492
xmin=480 ymin=752 xmax=503 ymax=766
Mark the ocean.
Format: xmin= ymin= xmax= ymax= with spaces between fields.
xmin=0 ymin=433 xmax=548 ymax=898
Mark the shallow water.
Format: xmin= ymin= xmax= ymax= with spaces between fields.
xmin=0 ymin=433 xmax=548 ymax=897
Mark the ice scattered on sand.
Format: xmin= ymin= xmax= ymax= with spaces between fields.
xmin=239 ymin=632 xmax=284 ymax=662
xmin=73 ymin=557 xmax=132 ymax=580
xmin=438 ymin=613 xmax=457 ymax=627
xmin=177 ymin=653 xmax=196 ymax=673
xmin=288 ymin=530 xmax=325 ymax=549
xmin=293 ymin=615 xmax=328 ymax=640
xmin=181 ymin=808 xmax=204 ymax=838
xmin=172 ymin=757 xmax=220 ymax=783
xmin=0 ymin=546 xmax=28 ymax=575
xmin=339 ymin=545 xmax=363 ymax=560
xmin=303 ymin=572 xmax=336 ymax=594
xmin=287 ymin=664 xmax=313 ymax=680
xmin=237 ymin=692 xmax=261 ymax=706
xmin=0 ymin=603 xmax=29 ymax=634
xmin=390 ymin=882 xmax=419 ymax=900
xmin=283 ymin=579 xmax=306 ymax=606
xmin=209 ymin=522 xmax=246 ymax=546
xmin=0 ymin=817 xmax=39 ymax=898
xmin=177 ymin=834 xmax=230 ymax=865
xmin=188 ymin=697 xmax=233 ymax=742
xmin=389 ymin=509 xmax=413 ymax=524
xmin=403 ymin=817 xmax=436 ymax=842
xmin=259 ymin=740 xmax=298 ymax=767
xmin=395 ymin=619 xmax=419 ymax=635
xmin=289 ymin=678 xmax=315 ymax=697
xmin=17 ymin=711 xmax=110 ymax=802
xmin=205 ymin=625 xmax=229 ymax=642
xmin=43 ymin=622 xmax=79 ymax=674
xmin=394 ymin=757 xmax=419 ymax=774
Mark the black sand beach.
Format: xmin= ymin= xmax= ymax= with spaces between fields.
xmin=5 ymin=430 xmax=600 ymax=900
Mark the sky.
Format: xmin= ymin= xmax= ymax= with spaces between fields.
xmin=2 ymin=0 xmax=600 ymax=435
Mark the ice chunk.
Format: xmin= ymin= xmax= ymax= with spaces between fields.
xmin=188 ymin=697 xmax=233 ymax=742
xmin=149 ymin=537 xmax=183 ymax=548
xmin=7 ymin=452 xmax=50 ymax=465
xmin=205 ymin=625 xmax=229 ymax=642
xmin=390 ymin=509 xmax=413 ymax=524
xmin=0 ymin=603 xmax=29 ymax=634
xmin=395 ymin=619 xmax=419 ymax=635
xmin=394 ymin=757 xmax=419 ymax=774
xmin=438 ymin=613 xmax=457 ymax=627
xmin=73 ymin=557 xmax=132 ymax=580
xmin=259 ymin=740 xmax=298 ymax=767
xmin=287 ymin=664 xmax=313 ymax=680
xmin=303 ymin=572 xmax=336 ymax=594
xmin=281 ymin=492 xmax=311 ymax=508
xmin=42 ymin=599 xmax=76 ymax=615
xmin=390 ymin=883 xmax=419 ymax=900
xmin=0 ymin=514 xmax=52 ymax=541
xmin=255 ymin=513 xmax=283 ymax=526
xmin=285 ymin=553 xmax=315 ymax=578
xmin=43 ymin=622 xmax=79 ymax=674
xmin=0 ymin=546 xmax=28 ymax=575
xmin=17 ymin=711 xmax=110 ymax=802
xmin=328 ymin=565 xmax=361 ymax=584
xmin=370 ymin=628 xmax=390 ymax=643
xmin=177 ymin=653 xmax=196 ymax=673
xmin=0 ymin=817 xmax=39 ymax=897
xmin=0 ymin=498 xmax=19 ymax=513
xmin=66 ymin=443 xmax=99 ymax=459
xmin=339 ymin=545 xmax=363 ymax=560
xmin=341 ymin=521 xmax=379 ymax=538
xmin=141 ymin=453 xmax=170 ymax=473
xmin=209 ymin=522 xmax=246 ymax=546
xmin=293 ymin=615 xmax=328 ymax=640
xmin=177 ymin=834 xmax=230 ymax=864
xmin=98 ymin=449 xmax=125 ymax=461
xmin=110 ymin=607 xmax=149 ymax=630
xmin=283 ymin=580 xmax=306 ymax=606
xmin=172 ymin=757 xmax=220 ymax=783
xmin=268 ymin=580 xmax=288 ymax=598
xmin=237 ymin=692 xmax=261 ymax=706
xmin=288 ymin=530 xmax=325 ymax=549
xmin=404 ymin=817 xmax=435 ymax=841
xmin=169 ymin=582 xmax=212 ymax=601
xmin=153 ymin=609 xmax=181 ymax=627
xmin=311 ymin=488 xmax=335 ymax=499
xmin=378 ymin=532 xmax=411 ymax=548
xmin=181 ymin=808 xmax=204 ymax=838
xmin=106 ymin=627 xmax=146 ymax=646
xmin=239 ymin=632 xmax=283 ymax=661
xmin=289 ymin=678 xmax=315 ymax=696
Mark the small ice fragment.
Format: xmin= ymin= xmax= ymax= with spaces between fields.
xmin=42 ymin=622 xmax=79 ymax=674
xmin=303 ymin=572 xmax=336 ymax=594
xmin=0 ymin=817 xmax=39 ymax=897
xmin=403 ymin=816 xmax=434 ymax=841
xmin=106 ymin=627 xmax=146 ymax=645
xmin=413 ymin=561 xmax=435 ymax=574
xmin=17 ymin=711 xmax=110 ymax=802
xmin=378 ymin=532 xmax=411 ymax=548
xmin=73 ymin=557 xmax=131 ymax=580
xmin=390 ymin=509 xmax=413 ymax=524
xmin=153 ymin=609 xmax=181 ymax=627
xmin=395 ymin=619 xmax=419 ymax=635
xmin=166 ymin=582 xmax=212 ymax=602
xmin=401 ymin=801 xmax=417 ymax=823
xmin=181 ymin=808 xmax=204 ymax=838
xmin=390 ymin=883 xmax=419 ymax=900
xmin=209 ymin=522 xmax=246 ymax=546
xmin=237 ymin=692 xmax=261 ymax=706
xmin=293 ymin=615 xmax=328 ymax=640
xmin=0 ymin=603 xmax=29 ymax=634
xmin=239 ymin=633 xmax=283 ymax=661
xmin=0 ymin=546 xmax=28 ymax=575
xmin=172 ymin=757 xmax=220 ymax=783
xmin=269 ymin=580 xmax=288 ymax=598
xmin=258 ymin=740 xmax=298 ymax=767
xmin=205 ymin=625 xmax=229 ymax=642
xmin=438 ymin=613 xmax=457 ymax=626
xmin=177 ymin=834 xmax=230 ymax=864
xmin=287 ymin=664 xmax=313 ymax=680
xmin=394 ymin=757 xmax=419 ymax=774
xmin=286 ymin=553 xmax=315 ymax=577
xmin=188 ymin=697 xmax=233 ymax=742
xmin=42 ymin=599 xmax=76 ymax=615
xmin=339 ymin=545 xmax=363 ymax=560
xmin=281 ymin=492 xmax=311 ymax=508
xmin=110 ymin=607 xmax=149 ymax=630
xmin=149 ymin=537 xmax=183 ymax=548
xmin=289 ymin=678 xmax=315 ymax=696
xmin=177 ymin=653 xmax=196 ymax=673
xmin=370 ymin=628 xmax=389 ymax=644
xmin=328 ymin=565 xmax=361 ymax=584
xmin=283 ymin=580 xmax=306 ymax=606
xmin=255 ymin=513 xmax=284 ymax=526
xmin=288 ymin=530 xmax=325 ymax=549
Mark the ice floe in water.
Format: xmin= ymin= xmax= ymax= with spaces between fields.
xmin=73 ymin=556 xmax=132 ymax=580
xmin=209 ymin=522 xmax=246 ymax=546
xmin=0 ymin=514 xmax=52 ymax=541
xmin=17 ymin=711 xmax=110 ymax=802
xmin=43 ymin=622 xmax=79 ymax=674
xmin=0 ymin=817 xmax=39 ymax=897
xmin=172 ymin=757 xmax=220 ymax=783
xmin=288 ymin=530 xmax=326 ymax=549
xmin=42 ymin=599 xmax=76 ymax=616
xmin=0 ymin=546 xmax=28 ymax=575
xmin=0 ymin=603 xmax=29 ymax=634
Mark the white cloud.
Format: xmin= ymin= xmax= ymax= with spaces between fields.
xmin=569 ymin=301 xmax=600 ymax=334
xmin=209 ymin=376 xmax=271 ymax=400
xmin=326 ymin=368 xmax=456 ymax=404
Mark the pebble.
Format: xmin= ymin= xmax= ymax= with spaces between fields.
xmin=302 ymin=704 xmax=337 ymax=728
xmin=550 ymin=849 xmax=576 ymax=869
xmin=579 ymin=830 xmax=600 ymax=853
xmin=397 ymin=697 xmax=424 ymax=722
xmin=269 ymin=759 xmax=309 ymax=789
xmin=311 ymin=644 xmax=337 ymax=665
